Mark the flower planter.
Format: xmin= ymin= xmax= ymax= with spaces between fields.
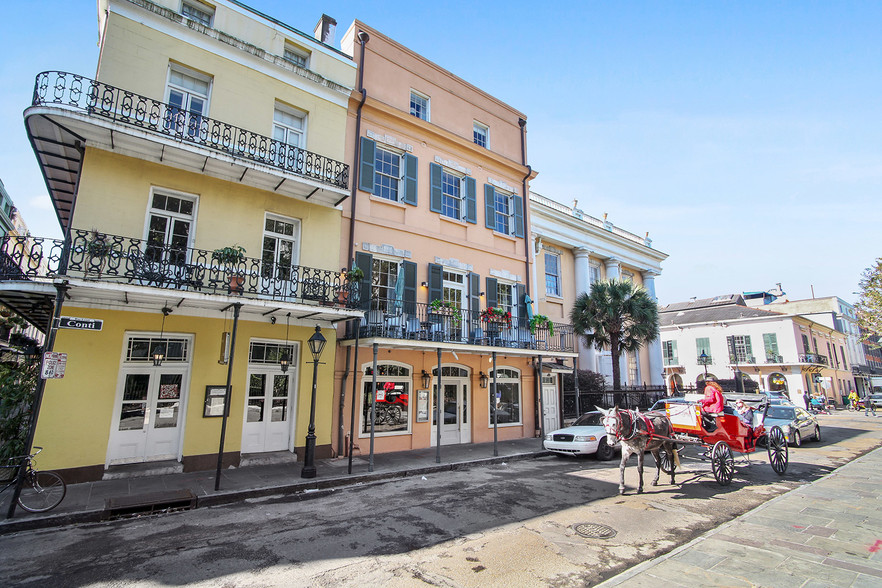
xmin=229 ymin=274 xmax=245 ymax=295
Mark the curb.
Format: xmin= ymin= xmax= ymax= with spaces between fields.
xmin=0 ymin=450 xmax=550 ymax=535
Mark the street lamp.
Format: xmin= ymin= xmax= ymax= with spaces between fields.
xmin=301 ymin=325 xmax=326 ymax=479
xmin=699 ymin=351 xmax=709 ymax=378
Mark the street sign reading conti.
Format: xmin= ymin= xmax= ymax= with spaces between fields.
xmin=59 ymin=317 xmax=104 ymax=331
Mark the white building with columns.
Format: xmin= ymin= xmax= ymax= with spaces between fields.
xmin=529 ymin=193 xmax=668 ymax=387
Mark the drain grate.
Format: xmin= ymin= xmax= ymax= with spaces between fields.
xmin=573 ymin=522 xmax=617 ymax=539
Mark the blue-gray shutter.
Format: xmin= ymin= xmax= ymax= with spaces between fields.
xmin=469 ymin=272 xmax=481 ymax=315
xmin=355 ymin=251 xmax=373 ymax=310
xmin=516 ymin=283 xmax=527 ymax=329
xmin=513 ymin=193 xmax=524 ymax=238
xmin=484 ymin=184 xmax=496 ymax=229
xmin=402 ymin=153 xmax=418 ymax=206
xmin=464 ymin=176 xmax=476 ymax=223
xmin=429 ymin=162 xmax=442 ymax=213
xmin=358 ymin=137 xmax=376 ymax=193
xmin=402 ymin=260 xmax=417 ymax=315
xmin=485 ymin=277 xmax=498 ymax=308
xmin=428 ymin=263 xmax=443 ymax=303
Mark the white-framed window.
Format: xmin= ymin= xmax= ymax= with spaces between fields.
xmin=496 ymin=282 xmax=515 ymax=317
xmin=360 ymin=362 xmax=412 ymax=435
xmin=441 ymin=169 xmax=464 ymax=220
xmin=283 ymin=43 xmax=310 ymax=69
xmin=545 ymin=252 xmax=561 ymax=297
xmin=261 ymin=214 xmax=300 ymax=282
xmin=273 ymin=104 xmax=305 ymax=149
xmin=473 ymin=122 xmax=489 ymax=148
xmin=622 ymin=270 xmax=634 ymax=282
xmin=144 ymin=189 xmax=197 ymax=266
xmin=410 ymin=90 xmax=429 ymax=121
xmin=662 ymin=340 xmax=678 ymax=366
xmin=489 ymin=367 xmax=521 ymax=425
xmin=371 ymin=257 xmax=402 ymax=312
xmin=492 ymin=188 xmax=514 ymax=234
xmin=589 ymin=262 xmax=601 ymax=285
xmin=443 ymin=270 xmax=467 ymax=310
xmin=181 ymin=0 xmax=214 ymax=26
xmin=126 ymin=336 xmax=189 ymax=363
xmin=374 ymin=145 xmax=402 ymax=201
xmin=727 ymin=335 xmax=754 ymax=364
xmin=165 ymin=65 xmax=211 ymax=137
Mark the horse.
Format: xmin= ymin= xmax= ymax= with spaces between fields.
xmin=598 ymin=406 xmax=678 ymax=495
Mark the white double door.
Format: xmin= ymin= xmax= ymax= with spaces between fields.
xmin=431 ymin=380 xmax=471 ymax=445
xmin=241 ymin=368 xmax=297 ymax=454
xmin=109 ymin=368 xmax=188 ymax=464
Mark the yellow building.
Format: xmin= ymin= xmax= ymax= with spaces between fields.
xmin=330 ymin=22 xmax=576 ymax=459
xmin=5 ymin=0 xmax=361 ymax=482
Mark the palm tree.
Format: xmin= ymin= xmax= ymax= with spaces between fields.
xmin=570 ymin=279 xmax=660 ymax=394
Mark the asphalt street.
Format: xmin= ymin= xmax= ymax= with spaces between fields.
xmin=1 ymin=411 xmax=880 ymax=587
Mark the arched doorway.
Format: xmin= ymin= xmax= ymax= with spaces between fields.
xmin=769 ymin=372 xmax=787 ymax=393
xmin=668 ymin=374 xmax=683 ymax=395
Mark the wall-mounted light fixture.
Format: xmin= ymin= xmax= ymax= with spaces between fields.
xmin=421 ymin=370 xmax=431 ymax=388
xmin=279 ymin=312 xmax=291 ymax=373
xmin=479 ymin=291 xmax=485 ymax=297
xmin=420 ymin=282 xmax=428 ymax=288
xmin=479 ymin=371 xmax=488 ymax=388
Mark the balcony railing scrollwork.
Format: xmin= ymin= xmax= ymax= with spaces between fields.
xmin=0 ymin=231 xmax=359 ymax=308
xmin=799 ymin=353 xmax=829 ymax=366
xmin=32 ymin=71 xmax=349 ymax=190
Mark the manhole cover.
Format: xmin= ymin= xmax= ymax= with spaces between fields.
xmin=573 ymin=522 xmax=617 ymax=539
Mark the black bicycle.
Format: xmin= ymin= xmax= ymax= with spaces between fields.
xmin=1 ymin=447 xmax=66 ymax=513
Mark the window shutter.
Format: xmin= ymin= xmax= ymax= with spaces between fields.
xmin=672 ymin=341 xmax=678 ymax=363
xmin=428 ymin=263 xmax=443 ymax=303
xmin=358 ymin=137 xmax=376 ymax=193
xmin=726 ymin=336 xmax=735 ymax=362
xmin=464 ymin=176 xmax=477 ymax=223
xmin=469 ymin=272 xmax=481 ymax=314
xmin=355 ymin=251 xmax=373 ymax=310
xmin=484 ymin=184 xmax=495 ymax=229
xmin=744 ymin=335 xmax=753 ymax=360
xmin=402 ymin=260 xmax=417 ymax=315
xmin=485 ymin=277 xmax=498 ymax=308
xmin=402 ymin=153 xmax=418 ymax=206
xmin=516 ymin=283 xmax=526 ymax=328
xmin=429 ymin=162 xmax=442 ymax=213
xmin=512 ymin=193 xmax=524 ymax=238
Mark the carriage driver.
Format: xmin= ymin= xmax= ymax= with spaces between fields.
xmin=699 ymin=381 xmax=725 ymax=431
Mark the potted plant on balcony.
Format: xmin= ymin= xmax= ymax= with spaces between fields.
xmin=345 ymin=265 xmax=364 ymax=283
xmin=429 ymin=299 xmax=461 ymax=326
xmin=481 ymin=306 xmax=512 ymax=328
xmin=528 ymin=314 xmax=554 ymax=336
xmin=212 ymin=245 xmax=246 ymax=294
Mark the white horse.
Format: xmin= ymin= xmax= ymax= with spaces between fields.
xmin=598 ymin=406 xmax=678 ymax=495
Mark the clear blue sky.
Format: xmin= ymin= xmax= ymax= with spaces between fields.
xmin=2 ymin=1 xmax=879 ymax=305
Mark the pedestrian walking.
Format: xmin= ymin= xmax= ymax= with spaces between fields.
xmin=802 ymin=389 xmax=811 ymax=411
xmin=864 ymin=391 xmax=877 ymax=417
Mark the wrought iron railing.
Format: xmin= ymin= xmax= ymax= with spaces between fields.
xmin=562 ymin=386 xmax=668 ymax=417
xmin=799 ymin=353 xmax=829 ymax=366
xmin=765 ymin=354 xmax=783 ymax=363
xmin=342 ymin=298 xmax=575 ymax=353
xmin=31 ymin=71 xmax=349 ymax=190
xmin=0 ymin=231 xmax=359 ymax=307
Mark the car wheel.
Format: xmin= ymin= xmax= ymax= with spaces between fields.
xmin=793 ymin=431 xmax=801 ymax=447
xmin=813 ymin=426 xmax=821 ymax=442
xmin=595 ymin=437 xmax=615 ymax=461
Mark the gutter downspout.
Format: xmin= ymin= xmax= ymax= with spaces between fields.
xmin=346 ymin=30 xmax=369 ymax=269
xmin=519 ymin=117 xmax=532 ymax=298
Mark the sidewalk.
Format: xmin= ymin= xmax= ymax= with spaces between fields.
xmin=597 ymin=445 xmax=882 ymax=587
xmin=0 ymin=437 xmax=547 ymax=534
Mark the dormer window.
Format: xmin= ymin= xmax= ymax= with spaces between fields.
xmin=410 ymin=90 xmax=429 ymax=121
xmin=473 ymin=122 xmax=489 ymax=148
xmin=181 ymin=1 xmax=213 ymax=27
xmin=283 ymin=43 xmax=310 ymax=69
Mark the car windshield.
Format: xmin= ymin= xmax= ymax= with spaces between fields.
xmin=767 ymin=407 xmax=796 ymax=420
xmin=572 ymin=413 xmax=603 ymax=427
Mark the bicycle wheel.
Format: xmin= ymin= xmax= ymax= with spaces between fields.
xmin=17 ymin=470 xmax=66 ymax=513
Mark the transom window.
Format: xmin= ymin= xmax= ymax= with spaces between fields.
xmin=374 ymin=146 xmax=401 ymax=201
xmin=283 ymin=44 xmax=309 ymax=68
xmin=473 ymin=122 xmax=489 ymax=148
xmin=249 ymin=341 xmax=295 ymax=364
xmin=489 ymin=367 xmax=521 ymax=425
xmin=545 ymin=252 xmax=561 ymax=297
xmin=432 ymin=366 xmax=469 ymax=378
xmin=441 ymin=170 xmax=463 ymax=220
xmin=126 ymin=337 xmax=189 ymax=362
xmin=410 ymin=91 xmax=429 ymax=121
xmin=181 ymin=1 xmax=213 ymax=26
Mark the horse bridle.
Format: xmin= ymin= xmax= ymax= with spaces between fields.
xmin=605 ymin=409 xmax=638 ymax=442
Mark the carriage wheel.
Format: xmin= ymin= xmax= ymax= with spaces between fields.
xmin=657 ymin=446 xmax=676 ymax=474
xmin=767 ymin=425 xmax=789 ymax=475
xmin=711 ymin=441 xmax=735 ymax=486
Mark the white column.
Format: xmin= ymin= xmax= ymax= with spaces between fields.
xmin=605 ymin=257 xmax=621 ymax=281
xmin=574 ymin=247 xmax=597 ymax=373
xmin=643 ymin=270 xmax=663 ymax=386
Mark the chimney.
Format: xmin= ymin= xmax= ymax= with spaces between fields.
xmin=314 ymin=14 xmax=337 ymax=46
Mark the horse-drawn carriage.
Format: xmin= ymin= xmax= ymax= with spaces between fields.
xmin=599 ymin=393 xmax=788 ymax=494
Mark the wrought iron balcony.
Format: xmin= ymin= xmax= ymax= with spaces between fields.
xmin=31 ymin=71 xmax=349 ymax=190
xmin=765 ymin=354 xmax=783 ymax=363
xmin=799 ymin=353 xmax=829 ymax=366
xmin=728 ymin=354 xmax=756 ymax=365
xmin=0 ymin=231 xmax=358 ymax=307
xmin=342 ymin=299 xmax=575 ymax=353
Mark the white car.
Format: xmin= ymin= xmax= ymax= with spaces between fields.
xmin=544 ymin=411 xmax=617 ymax=460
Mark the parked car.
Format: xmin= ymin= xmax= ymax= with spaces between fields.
xmin=867 ymin=393 xmax=882 ymax=409
xmin=544 ymin=411 xmax=617 ymax=460
xmin=762 ymin=405 xmax=820 ymax=446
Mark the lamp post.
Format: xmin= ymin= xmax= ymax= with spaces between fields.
xmin=699 ymin=351 xmax=709 ymax=378
xmin=301 ymin=325 xmax=326 ymax=479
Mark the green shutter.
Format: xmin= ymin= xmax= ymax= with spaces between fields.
xmin=512 ymin=193 xmax=524 ymax=238
xmin=464 ymin=176 xmax=476 ymax=223
xmin=402 ymin=260 xmax=417 ymax=315
xmin=358 ymin=137 xmax=376 ymax=193
xmin=401 ymin=153 xmax=418 ymax=206
xmin=485 ymin=277 xmax=498 ymax=308
xmin=428 ymin=263 xmax=443 ymax=302
xmin=484 ymin=184 xmax=495 ymax=229
xmin=429 ymin=163 xmax=442 ymax=213
xmin=354 ymin=251 xmax=372 ymax=310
